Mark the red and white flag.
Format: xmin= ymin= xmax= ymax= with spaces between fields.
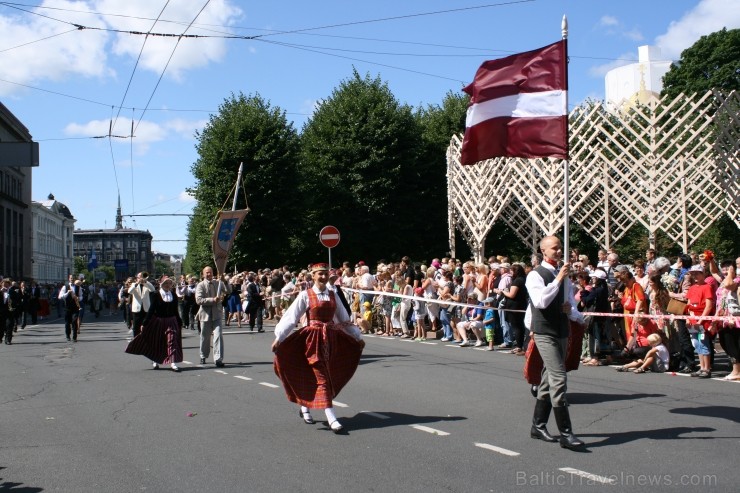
xmin=460 ymin=40 xmax=568 ymax=165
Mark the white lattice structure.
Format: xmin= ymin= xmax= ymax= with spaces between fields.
xmin=447 ymin=90 xmax=740 ymax=259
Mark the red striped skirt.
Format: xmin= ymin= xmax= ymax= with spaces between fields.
xmin=125 ymin=315 xmax=183 ymax=365
xmin=523 ymin=321 xmax=585 ymax=385
xmin=274 ymin=323 xmax=363 ymax=409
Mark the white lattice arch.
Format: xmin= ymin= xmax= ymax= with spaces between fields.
xmin=446 ymin=90 xmax=740 ymax=258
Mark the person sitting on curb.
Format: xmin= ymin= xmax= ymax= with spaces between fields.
xmin=457 ymin=296 xmax=486 ymax=347
xmin=615 ymin=333 xmax=669 ymax=373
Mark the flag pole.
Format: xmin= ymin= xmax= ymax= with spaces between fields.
xmin=561 ymin=15 xmax=570 ymax=260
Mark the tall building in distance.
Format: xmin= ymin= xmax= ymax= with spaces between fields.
xmin=73 ymin=195 xmax=153 ymax=281
xmin=605 ymin=45 xmax=672 ymax=112
xmin=31 ymin=193 xmax=76 ymax=284
xmin=0 ymin=102 xmax=34 ymax=280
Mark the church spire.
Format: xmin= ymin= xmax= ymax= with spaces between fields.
xmin=115 ymin=194 xmax=123 ymax=230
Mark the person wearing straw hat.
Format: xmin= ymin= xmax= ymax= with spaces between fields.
xmin=125 ymin=276 xmax=184 ymax=372
xmin=272 ymin=262 xmax=365 ymax=434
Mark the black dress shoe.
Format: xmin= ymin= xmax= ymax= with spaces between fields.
xmin=215 ymin=361 xmax=225 ymax=368
xmin=200 ymin=358 xmax=206 ymax=364
xmin=299 ymin=410 xmax=315 ymax=424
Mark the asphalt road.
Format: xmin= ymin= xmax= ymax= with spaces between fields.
xmin=1 ymin=312 xmax=738 ymax=493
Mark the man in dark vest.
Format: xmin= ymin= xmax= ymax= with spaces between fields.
xmin=58 ymin=278 xmax=82 ymax=342
xmin=525 ymin=236 xmax=585 ymax=450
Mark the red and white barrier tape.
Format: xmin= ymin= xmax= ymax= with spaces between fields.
xmin=343 ymin=287 xmax=739 ymax=325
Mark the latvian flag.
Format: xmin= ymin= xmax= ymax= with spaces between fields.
xmin=460 ymin=40 xmax=568 ymax=165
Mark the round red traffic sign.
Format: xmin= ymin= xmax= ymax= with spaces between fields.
xmin=319 ymin=225 xmax=340 ymax=248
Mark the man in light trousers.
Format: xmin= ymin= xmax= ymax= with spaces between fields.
xmin=196 ymin=266 xmax=230 ymax=367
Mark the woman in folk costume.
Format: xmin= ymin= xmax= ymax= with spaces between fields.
xmin=125 ymin=276 xmax=184 ymax=372
xmin=272 ymin=262 xmax=365 ymax=433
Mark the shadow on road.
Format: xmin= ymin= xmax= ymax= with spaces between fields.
xmin=337 ymin=411 xmax=466 ymax=433
xmin=567 ymin=392 xmax=666 ymax=404
xmin=581 ymin=426 xmax=717 ymax=448
xmin=358 ymin=353 xmax=410 ymax=365
xmin=669 ymin=406 xmax=740 ymax=424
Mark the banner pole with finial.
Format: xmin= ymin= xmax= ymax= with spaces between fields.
xmin=561 ymin=15 xmax=570 ymax=260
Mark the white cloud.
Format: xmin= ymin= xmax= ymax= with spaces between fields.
xmin=165 ymin=118 xmax=208 ymax=139
xmin=600 ymin=15 xmax=619 ymax=27
xmin=589 ymin=52 xmax=637 ymax=78
xmin=0 ymin=1 xmax=111 ymax=96
xmin=0 ymin=0 xmax=243 ymax=96
xmin=624 ymin=28 xmax=644 ymax=42
xmin=99 ymin=0 xmax=243 ymax=80
xmin=64 ymin=116 xmax=170 ymax=154
xmin=300 ymin=98 xmax=322 ymax=116
xmin=655 ymin=0 xmax=740 ymax=60
xmin=179 ymin=190 xmax=195 ymax=202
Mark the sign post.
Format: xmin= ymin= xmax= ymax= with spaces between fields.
xmin=319 ymin=225 xmax=340 ymax=268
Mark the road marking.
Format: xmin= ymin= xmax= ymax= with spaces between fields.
xmin=234 ymin=375 xmax=252 ymax=381
xmin=259 ymin=382 xmax=279 ymax=388
xmin=182 ymin=360 xmax=193 ymax=365
xmin=333 ymin=401 xmax=348 ymax=408
xmin=360 ymin=411 xmax=390 ymax=420
xmin=445 ymin=344 xmax=460 ymax=347
xmin=214 ymin=370 xmax=228 ymax=375
xmin=400 ymin=339 xmax=415 ymax=343
xmin=558 ymin=468 xmax=615 ymax=484
xmin=410 ymin=425 xmax=450 ymax=436
xmin=473 ymin=347 xmax=488 ymax=351
xmin=420 ymin=342 xmax=437 ymax=345
xmin=474 ymin=442 xmax=520 ymax=457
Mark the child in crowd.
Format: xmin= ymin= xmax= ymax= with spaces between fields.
xmin=482 ymin=297 xmax=497 ymax=351
xmin=413 ymin=287 xmax=427 ymax=341
xmin=615 ymin=333 xmax=669 ymax=373
xmin=357 ymin=301 xmax=373 ymax=334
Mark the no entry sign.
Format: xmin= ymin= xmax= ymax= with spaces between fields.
xmin=319 ymin=225 xmax=340 ymax=248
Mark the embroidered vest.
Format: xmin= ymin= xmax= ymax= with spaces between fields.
xmin=306 ymin=289 xmax=336 ymax=324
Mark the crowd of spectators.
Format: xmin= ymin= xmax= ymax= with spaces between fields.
xmin=5 ymin=246 xmax=738 ymax=381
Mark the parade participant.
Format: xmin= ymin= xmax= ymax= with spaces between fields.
xmin=195 ymin=266 xmax=229 ymax=367
xmin=128 ymin=272 xmax=155 ymax=338
xmin=526 ymin=236 xmax=585 ymax=450
xmin=58 ymin=278 xmax=82 ymax=342
xmin=125 ymin=276 xmax=184 ymax=372
xmin=1 ymin=278 xmax=14 ymax=344
xmin=272 ymin=262 xmax=365 ymax=434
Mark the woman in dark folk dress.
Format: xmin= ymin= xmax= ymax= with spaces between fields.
xmin=126 ymin=276 xmax=183 ymax=372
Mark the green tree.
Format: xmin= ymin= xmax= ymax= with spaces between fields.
xmin=413 ymin=91 xmax=469 ymax=259
xmin=153 ymin=260 xmax=174 ymax=278
xmin=186 ymin=93 xmax=301 ymax=272
xmin=299 ymin=70 xmax=422 ymax=265
xmin=662 ymin=28 xmax=740 ymax=98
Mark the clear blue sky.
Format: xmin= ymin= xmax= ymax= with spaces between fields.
xmin=1 ymin=0 xmax=737 ymax=255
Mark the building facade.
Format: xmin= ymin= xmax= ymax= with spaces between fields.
xmin=73 ymin=199 xmax=153 ymax=281
xmin=0 ymin=102 xmax=34 ymax=280
xmin=605 ymin=45 xmax=672 ymax=112
xmin=31 ymin=194 xmax=76 ymax=284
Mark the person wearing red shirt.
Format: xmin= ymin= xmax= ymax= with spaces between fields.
xmin=685 ymin=265 xmax=715 ymax=378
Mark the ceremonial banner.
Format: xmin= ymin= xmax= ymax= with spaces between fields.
xmin=212 ymin=210 xmax=248 ymax=275
xmin=461 ymin=40 xmax=568 ymax=164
